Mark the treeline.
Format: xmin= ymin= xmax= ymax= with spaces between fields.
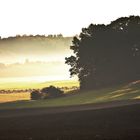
xmin=0 ymin=34 xmax=69 ymax=41
xmin=66 ymin=16 xmax=140 ymax=90
xmin=0 ymin=33 xmax=73 ymax=63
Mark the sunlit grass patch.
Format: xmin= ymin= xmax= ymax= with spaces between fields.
xmin=0 ymin=92 xmax=30 ymax=103
xmin=0 ymin=81 xmax=140 ymax=109
xmin=0 ymin=80 xmax=79 ymax=103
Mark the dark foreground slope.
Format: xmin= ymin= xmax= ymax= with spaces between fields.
xmin=0 ymin=101 xmax=140 ymax=140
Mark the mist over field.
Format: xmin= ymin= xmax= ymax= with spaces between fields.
xmin=0 ymin=36 xmax=73 ymax=63
xmin=0 ymin=35 xmax=74 ymax=82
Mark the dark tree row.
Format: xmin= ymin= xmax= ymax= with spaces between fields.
xmin=65 ymin=16 xmax=140 ymax=90
xmin=0 ymin=34 xmax=64 ymax=41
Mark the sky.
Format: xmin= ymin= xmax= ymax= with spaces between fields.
xmin=0 ymin=0 xmax=140 ymax=38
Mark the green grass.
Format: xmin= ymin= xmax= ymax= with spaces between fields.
xmin=0 ymin=81 xmax=140 ymax=109
xmin=0 ymin=80 xmax=79 ymax=103
xmin=0 ymin=92 xmax=30 ymax=103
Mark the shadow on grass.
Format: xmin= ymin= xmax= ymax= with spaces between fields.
xmin=0 ymin=81 xmax=140 ymax=110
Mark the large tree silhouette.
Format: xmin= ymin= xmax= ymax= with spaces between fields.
xmin=65 ymin=16 xmax=140 ymax=90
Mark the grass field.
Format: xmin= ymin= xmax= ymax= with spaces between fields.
xmin=0 ymin=80 xmax=78 ymax=103
xmin=0 ymin=92 xmax=30 ymax=103
xmin=0 ymin=81 xmax=140 ymax=109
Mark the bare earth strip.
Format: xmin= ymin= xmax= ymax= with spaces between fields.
xmin=0 ymin=100 xmax=140 ymax=140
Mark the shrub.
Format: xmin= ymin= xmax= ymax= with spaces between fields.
xmin=41 ymin=86 xmax=64 ymax=99
xmin=30 ymin=90 xmax=42 ymax=100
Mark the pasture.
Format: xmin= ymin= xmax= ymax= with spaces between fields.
xmin=0 ymin=92 xmax=30 ymax=103
xmin=0 ymin=81 xmax=140 ymax=109
xmin=0 ymin=80 xmax=79 ymax=103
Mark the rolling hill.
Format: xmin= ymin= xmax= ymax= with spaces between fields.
xmin=0 ymin=81 xmax=140 ymax=109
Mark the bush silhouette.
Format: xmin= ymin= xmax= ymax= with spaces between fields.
xmin=41 ymin=86 xmax=64 ymax=99
xmin=30 ymin=90 xmax=42 ymax=100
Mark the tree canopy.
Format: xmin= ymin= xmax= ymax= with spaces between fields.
xmin=65 ymin=16 xmax=140 ymax=90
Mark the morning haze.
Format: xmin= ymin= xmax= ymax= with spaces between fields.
xmin=0 ymin=35 xmax=74 ymax=82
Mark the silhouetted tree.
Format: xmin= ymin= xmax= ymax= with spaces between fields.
xmin=65 ymin=16 xmax=140 ymax=90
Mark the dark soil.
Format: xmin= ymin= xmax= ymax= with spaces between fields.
xmin=0 ymin=100 xmax=140 ymax=140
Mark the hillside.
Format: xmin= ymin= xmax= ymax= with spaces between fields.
xmin=0 ymin=81 xmax=140 ymax=140
xmin=0 ymin=98 xmax=140 ymax=140
xmin=0 ymin=81 xmax=140 ymax=109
